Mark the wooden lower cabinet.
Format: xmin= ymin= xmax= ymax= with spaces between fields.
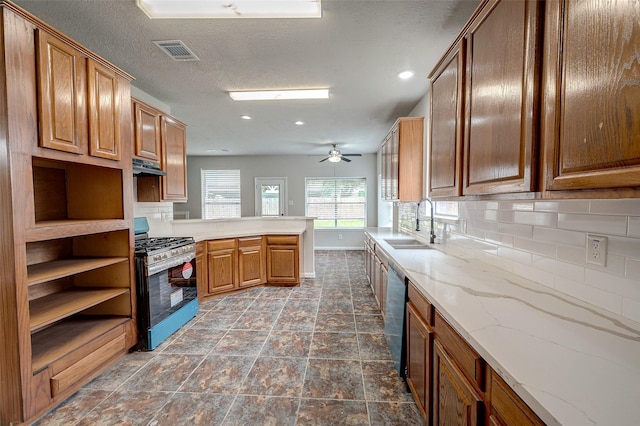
xmin=433 ymin=340 xmax=483 ymax=426
xmin=266 ymin=235 xmax=299 ymax=285
xmin=206 ymin=239 xmax=237 ymax=296
xmin=238 ymin=236 xmax=266 ymax=288
xmin=488 ymin=370 xmax=544 ymax=426
xmin=406 ymin=301 xmax=433 ymax=423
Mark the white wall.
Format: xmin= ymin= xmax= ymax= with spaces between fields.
xmin=177 ymin=154 xmax=378 ymax=249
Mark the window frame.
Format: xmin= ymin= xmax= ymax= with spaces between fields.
xmin=305 ymin=177 xmax=367 ymax=229
xmin=201 ymin=169 xmax=241 ymax=219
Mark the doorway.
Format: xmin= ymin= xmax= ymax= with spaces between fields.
xmin=255 ymin=177 xmax=288 ymax=216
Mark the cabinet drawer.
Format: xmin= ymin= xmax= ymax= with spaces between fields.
xmin=408 ymin=282 xmax=432 ymax=324
xmin=266 ymin=235 xmax=298 ymax=245
xmin=50 ymin=332 xmax=125 ymax=397
xmin=433 ymin=310 xmax=485 ymax=390
xmin=490 ymin=369 xmax=544 ymax=426
xmin=238 ymin=236 xmax=263 ymax=247
xmin=207 ymin=238 xmax=236 ymax=251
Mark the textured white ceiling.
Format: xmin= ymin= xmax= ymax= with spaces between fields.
xmin=15 ymin=0 xmax=480 ymax=157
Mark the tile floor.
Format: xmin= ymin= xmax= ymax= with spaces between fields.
xmin=34 ymin=250 xmax=423 ymax=426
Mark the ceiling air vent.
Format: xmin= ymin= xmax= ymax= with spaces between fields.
xmin=153 ymin=40 xmax=200 ymax=61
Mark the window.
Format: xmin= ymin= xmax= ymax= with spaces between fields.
xmin=201 ymin=169 xmax=241 ymax=219
xmin=305 ymin=177 xmax=366 ymax=228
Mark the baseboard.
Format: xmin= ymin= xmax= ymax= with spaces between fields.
xmin=303 ymin=272 xmax=316 ymax=278
xmin=314 ymin=246 xmax=364 ymax=251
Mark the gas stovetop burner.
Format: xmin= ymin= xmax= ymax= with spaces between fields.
xmin=135 ymin=236 xmax=195 ymax=256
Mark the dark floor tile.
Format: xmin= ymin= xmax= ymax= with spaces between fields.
xmin=84 ymin=351 xmax=153 ymax=391
xmin=233 ymin=286 xmax=265 ymax=298
xmin=314 ymin=313 xmax=356 ymax=333
xmin=247 ymin=297 xmax=288 ymax=312
xmin=212 ymin=330 xmax=269 ymax=355
xmin=310 ymin=332 xmax=359 ymax=359
xmin=322 ymin=279 xmax=351 ymax=289
xmin=274 ymin=309 xmax=317 ymax=331
xmin=302 ymin=359 xmax=364 ymax=400
xmin=231 ymin=310 xmax=280 ymax=330
xmin=33 ymin=389 xmax=111 ymax=426
xmin=354 ymin=314 xmax=385 ymax=334
xmin=212 ymin=297 xmax=255 ymax=311
xmin=221 ymin=395 xmax=299 ymax=426
xmin=240 ymin=357 xmax=307 ymax=397
xmin=261 ymin=287 xmax=294 ymax=298
xmin=121 ymin=353 xmax=203 ymax=391
xmin=321 ymin=288 xmax=352 ymax=299
xmin=351 ymin=286 xmax=374 ymax=298
xmin=318 ymin=299 xmax=353 ymax=315
xmin=198 ymin=297 xmax=221 ymax=311
xmin=75 ymin=390 xmax=171 ymax=426
xmin=260 ymin=331 xmax=312 ymax=358
xmin=362 ymin=361 xmax=413 ymax=402
xmin=180 ymin=354 xmax=255 ymax=394
xmin=358 ymin=333 xmax=393 ymax=361
xmin=296 ymin=399 xmax=370 ymax=426
xmin=367 ymin=401 xmax=423 ymax=425
xmin=284 ymin=298 xmax=320 ymax=311
xmin=289 ymin=286 xmax=323 ymax=299
xmin=162 ymin=328 xmax=227 ymax=354
xmin=191 ymin=310 xmax=243 ymax=330
xmin=353 ymin=298 xmax=381 ymax=315
xmin=149 ymin=393 xmax=234 ymax=425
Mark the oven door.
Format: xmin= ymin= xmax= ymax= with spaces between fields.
xmin=146 ymin=256 xmax=198 ymax=328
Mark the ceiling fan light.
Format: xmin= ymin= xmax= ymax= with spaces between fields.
xmin=328 ymin=155 xmax=341 ymax=163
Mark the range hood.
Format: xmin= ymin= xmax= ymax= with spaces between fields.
xmin=133 ymin=158 xmax=167 ymax=177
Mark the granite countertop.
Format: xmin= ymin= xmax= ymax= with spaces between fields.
xmin=365 ymin=227 xmax=640 ymax=426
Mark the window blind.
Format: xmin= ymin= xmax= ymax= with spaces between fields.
xmin=305 ymin=177 xmax=366 ymax=228
xmin=201 ymin=169 xmax=241 ymax=219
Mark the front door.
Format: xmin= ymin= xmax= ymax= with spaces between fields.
xmin=255 ymin=177 xmax=287 ymax=216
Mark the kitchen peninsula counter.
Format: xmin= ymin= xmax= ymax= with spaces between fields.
xmin=365 ymin=227 xmax=640 ymax=426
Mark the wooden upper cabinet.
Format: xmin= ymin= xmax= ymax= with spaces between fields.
xmin=36 ymin=30 xmax=87 ymax=155
xmin=463 ymin=0 xmax=542 ymax=195
xmin=381 ymin=117 xmax=424 ymax=201
xmin=542 ymin=0 xmax=640 ymax=193
xmin=160 ymin=116 xmax=188 ymax=201
xmin=133 ymin=101 xmax=161 ymax=162
xmin=87 ymin=60 xmax=121 ymax=160
xmin=429 ymin=41 xmax=465 ymax=197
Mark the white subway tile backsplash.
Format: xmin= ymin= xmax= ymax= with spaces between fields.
xmin=558 ymin=213 xmax=628 ymax=235
xmin=622 ymin=298 xmax=640 ymax=324
xmin=626 ymin=258 xmax=640 ymax=281
xmin=607 ymin=236 xmax=640 ymax=258
xmin=532 ymin=227 xmax=585 ymax=247
xmin=512 ymin=263 xmax=555 ymax=288
xmin=556 ymin=244 xmax=587 ymax=265
xmin=554 ymin=277 xmax=623 ymax=315
xmin=513 ymin=237 xmax=557 ymax=257
xmin=497 ymin=246 xmax=532 ymax=264
xmin=484 ymin=210 xmax=498 ymax=221
xmin=478 ymin=250 xmax=514 ymax=272
xmin=497 ymin=223 xmax=533 ymax=238
xmin=589 ymin=199 xmax=640 ymax=215
xmin=496 ymin=209 xmax=515 ymax=223
xmin=533 ymin=256 xmax=585 ymax=282
xmin=498 ymin=201 xmax=533 ymax=211
xmin=485 ymin=232 xmax=514 ymax=248
xmin=514 ymin=211 xmax=558 ymax=227
xmin=584 ymin=253 xmax=627 ymax=277
xmin=628 ymin=217 xmax=640 ymax=237
xmin=534 ymin=200 xmax=589 ymax=213
xmin=585 ymin=269 xmax=640 ymax=301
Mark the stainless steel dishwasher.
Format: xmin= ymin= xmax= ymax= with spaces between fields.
xmin=384 ymin=260 xmax=408 ymax=379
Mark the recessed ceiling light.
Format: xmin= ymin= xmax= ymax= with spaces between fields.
xmin=230 ymin=89 xmax=329 ymax=101
xmin=295 ymin=121 xmax=304 ymax=125
xmin=398 ymin=70 xmax=415 ymax=80
xmin=241 ymin=115 xmax=252 ymax=120
xmin=136 ymin=0 xmax=322 ymax=19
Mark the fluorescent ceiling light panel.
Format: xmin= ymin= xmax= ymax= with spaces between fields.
xmin=137 ymin=0 xmax=321 ymax=19
xmin=230 ymin=89 xmax=329 ymax=101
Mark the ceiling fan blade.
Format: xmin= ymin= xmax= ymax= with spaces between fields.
xmin=342 ymin=154 xmax=362 ymax=157
xmin=319 ymin=157 xmax=329 ymax=163
xmin=341 ymin=157 xmax=352 ymax=162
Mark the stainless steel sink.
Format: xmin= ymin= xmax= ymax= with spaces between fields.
xmin=384 ymin=238 xmax=432 ymax=249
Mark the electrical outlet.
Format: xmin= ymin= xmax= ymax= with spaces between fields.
xmin=338 ymin=233 xmax=343 ymax=240
xmin=586 ymin=234 xmax=607 ymax=266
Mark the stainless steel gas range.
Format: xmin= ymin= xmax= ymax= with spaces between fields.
xmin=134 ymin=217 xmax=198 ymax=350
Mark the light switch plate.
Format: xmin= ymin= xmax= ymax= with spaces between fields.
xmin=586 ymin=234 xmax=607 ymax=267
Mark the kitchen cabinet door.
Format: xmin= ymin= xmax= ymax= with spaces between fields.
xmin=207 ymin=247 xmax=236 ymax=295
xmin=133 ymin=101 xmax=161 ymax=162
xmin=463 ymin=0 xmax=542 ymax=195
xmin=238 ymin=237 xmax=266 ymax=288
xmin=160 ymin=116 xmax=188 ymax=201
xmin=87 ymin=60 xmax=121 ymax=161
xmin=489 ymin=369 xmax=544 ymax=426
xmin=542 ymin=0 xmax=640 ymax=193
xmin=266 ymin=235 xmax=299 ymax=285
xmin=433 ymin=340 xmax=483 ymax=426
xmin=406 ymin=302 xmax=433 ymax=423
xmin=36 ymin=30 xmax=87 ymax=155
xmin=429 ymin=41 xmax=465 ymax=197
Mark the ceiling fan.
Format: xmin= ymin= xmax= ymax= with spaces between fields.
xmin=319 ymin=144 xmax=362 ymax=163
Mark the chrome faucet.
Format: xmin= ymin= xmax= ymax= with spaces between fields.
xmin=416 ymin=197 xmax=436 ymax=244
